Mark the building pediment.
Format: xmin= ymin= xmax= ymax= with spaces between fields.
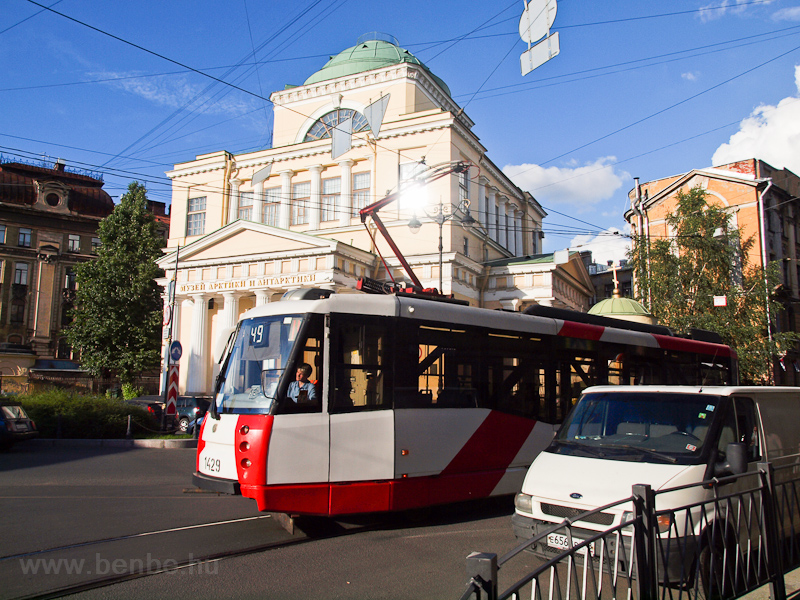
xmin=158 ymin=220 xmax=342 ymax=267
xmin=642 ymin=168 xmax=759 ymax=211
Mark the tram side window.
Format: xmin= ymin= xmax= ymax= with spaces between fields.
xmin=330 ymin=318 xmax=389 ymax=413
xmin=411 ymin=326 xmax=481 ymax=409
xmin=484 ymin=334 xmax=549 ymax=420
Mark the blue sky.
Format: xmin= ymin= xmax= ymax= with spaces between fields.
xmin=3 ymin=0 xmax=800 ymax=264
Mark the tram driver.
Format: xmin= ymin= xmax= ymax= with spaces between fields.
xmin=287 ymin=362 xmax=317 ymax=403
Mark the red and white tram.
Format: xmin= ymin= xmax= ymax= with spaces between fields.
xmin=193 ymin=290 xmax=736 ymax=516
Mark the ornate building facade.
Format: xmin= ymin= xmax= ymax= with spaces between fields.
xmin=159 ymin=34 xmax=593 ymax=394
xmin=0 ymin=158 xmax=114 ymax=380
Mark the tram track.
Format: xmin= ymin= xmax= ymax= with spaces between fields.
xmin=3 ymin=512 xmax=374 ymax=600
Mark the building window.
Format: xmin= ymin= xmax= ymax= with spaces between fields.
xmin=57 ymin=338 xmax=73 ymax=359
xmin=292 ymin=182 xmax=310 ymax=225
xmin=91 ymin=238 xmax=101 ymax=254
xmin=322 ymin=178 xmax=340 ymax=222
xmin=14 ymin=262 xmax=28 ymax=286
xmin=239 ymin=191 xmax=254 ymax=221
xmin=263 ymin=188 xmax=280 ymax=227
xmin=18 ymin=228 xmax=31 ymax=248
xmin=458 ymin=169 xmax=469 ymax=204
xmin=68 ymin=234 xmax=80 ymax=252
xmin=463 ymin=236 xmax=469 ymax=257
xmin=352 ymin=172 xmax=371 ymax=216
xmin=399 ymin=162 xmax=426 ymax=212
xmin=10 ymin=300 xmax=25 ymax=324
xmin=65 ymin=269 xmax=77 ymax=290
xmin=187 ymin=197 xmax=206 ymax=236
xmin=303 ymin=109 xmax=369 ymax=142
xmin=0 ymin=225 xmax=6 ymax=244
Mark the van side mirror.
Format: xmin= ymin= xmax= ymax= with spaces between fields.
xmin=714 ymin=442 xmax=747 ymax=477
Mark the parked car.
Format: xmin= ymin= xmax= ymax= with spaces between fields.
xmin=175 ymin=396 xmax=211 ymax=433
xmin=0 ymin=400 xmax=39 ymax=450
xmin=186 ymin=414 xmax=205 ymax=436
xmin=122 ymin=395 xmax=165 ymax=424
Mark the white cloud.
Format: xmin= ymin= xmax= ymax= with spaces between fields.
xmin=711 ymin=65 xmax=800 ymax=173
xmin=567 ymin=227 xmax=631 ymax=266
xmin=682 ymin=71 xmax=700 ymax=82
xmin=503 ymin=157 xmax=629 ymax=212
xmin=89 ymin=71 xmax=255 ymax=116
xmin=772 ymin=6 xmax=800 ymax=20
xmin=699 ymin=0 xmax=764 ymax=22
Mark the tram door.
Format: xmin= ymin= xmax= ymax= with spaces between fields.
xmin=266 ymin=316 xmax=329 ymax=486
xmin=328 ymin=318 xmax=395 ymax=485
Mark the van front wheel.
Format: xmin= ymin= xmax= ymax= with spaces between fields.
xmin=697 ymin=529 xmax=728 ymax=600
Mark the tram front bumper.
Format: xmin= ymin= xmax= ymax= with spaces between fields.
xmin=192 ymin=471 xmax=241 ymax=495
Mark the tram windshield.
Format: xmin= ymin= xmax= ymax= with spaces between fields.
xmin=548 ymin=391 xmax=722 ymax=465
xmin=216 ymin=314 xmax=305 ymax=414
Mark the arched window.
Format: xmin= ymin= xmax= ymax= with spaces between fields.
xmin=304 ymin=109 xmax=369 ymax=142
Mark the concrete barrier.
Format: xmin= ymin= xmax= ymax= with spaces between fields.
xmin=29 ymin=438 xmax=197 ymax=449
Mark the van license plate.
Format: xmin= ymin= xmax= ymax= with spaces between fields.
xmin=547 ymin=533 xmax=595 ymax=556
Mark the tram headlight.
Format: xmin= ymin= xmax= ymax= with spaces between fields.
xmin=239 ymin=441 xmax=250 ymax=452
xmin=241 ymin=458 xmax=252 ymax=468
xmin=515 ymin=492 xmax=533 ymax=514
xmin=240 ymin=425 xmax=249 ymax=435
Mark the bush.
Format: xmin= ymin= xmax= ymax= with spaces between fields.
xmin=17 ymin=389 xmax=158 ymax=439
xmin=121 ymin=383 xmax=144 ymax=400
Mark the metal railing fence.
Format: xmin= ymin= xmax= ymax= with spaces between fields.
xmin=460 ymin=458 xmax=800 ymax=600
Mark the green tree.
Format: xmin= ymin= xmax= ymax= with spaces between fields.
xmin=628 ymin=186 xmax=794 ymax=383
xmin=66 ymin=182 xmax=164 ymax=386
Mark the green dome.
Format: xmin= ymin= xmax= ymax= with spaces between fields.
xmin=303 ymin=33 xmax=451 ymax=96
xmin=588 ymin=293 xmax=656 ymax=325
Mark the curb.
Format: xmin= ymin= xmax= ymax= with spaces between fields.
xmin=29 ymin=438 xmax=198 ymax=449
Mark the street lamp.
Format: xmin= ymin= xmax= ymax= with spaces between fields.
xmin=409 ymin=197 xmax=476 ymax=293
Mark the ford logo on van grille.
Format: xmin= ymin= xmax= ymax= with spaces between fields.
xmin=570 ymin=493 xmax=583 ymax=499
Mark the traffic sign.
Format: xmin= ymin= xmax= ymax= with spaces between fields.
xmin=166 ymin=365 xmax=178 ymax=416
xmin=169 ymin=340 xmax=183 ymax=363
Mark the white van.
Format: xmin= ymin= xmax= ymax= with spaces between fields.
xmin=512 ymin=385 xmax=800 ymax=584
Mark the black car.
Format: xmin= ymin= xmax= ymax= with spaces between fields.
xmin=123 ymin=396 xmax=165 ymax=424
xmin=175 ymin=396 xmax=211 ymax=433
xmin=0 ymin=400 xmax=39 ymax=450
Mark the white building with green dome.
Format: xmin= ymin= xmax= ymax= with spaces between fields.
xmin=159 ymin=33 xmax=593 ymax=394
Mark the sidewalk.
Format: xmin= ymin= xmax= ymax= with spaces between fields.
xmin=742 ymin=568 xmax=800 ymax=600
xmin=29 ymin=437 xmax=197 ymax=449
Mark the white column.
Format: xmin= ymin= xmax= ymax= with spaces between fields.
xmin=187 ymin=293 xmax=208 ymax=394
xmin=228 ymin=179 xmax=242 ymax=224
xmin=255 ymin=289 xmax=271 ymax=306
xmin=515 ymin=208 xmax=524 ymax=256
xmin=339 ymin=159 xmax=354 ymax=226
xmin=171 ymin=297 xmax=182 ymax=342
xmin=253 ymin=181 xmax=264 ymax=224
xmin=477 ymin=176 xmax=488 ymax=230
xmin=506 ymin=203 xmax=516 ymax=255
xmin=488 ymin=187 xmax=498 ymax=242
xmin=497 ymin=196 xmax=507 ymax=248
xmin=309 ymin=165 xmax=323 ymax=230
xmin=221 ymin=291 xmax=239 ymax=331
xmin=279 ymin=170 xmax=293 ymax=229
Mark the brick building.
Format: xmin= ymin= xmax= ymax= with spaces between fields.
xmin=625 ymin=159 xmax=800 ymax=384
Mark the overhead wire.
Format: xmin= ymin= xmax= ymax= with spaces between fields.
xmin=10 ymin=0 xmax=797 ymax=243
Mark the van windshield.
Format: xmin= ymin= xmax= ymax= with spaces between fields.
xmin=215 ymin=314 xmax=305 ymax=414
xmin=550 ymin=391 xmax=721 ymax=465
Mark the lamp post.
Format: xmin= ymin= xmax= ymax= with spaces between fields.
xmin=408 ymin=197 xmax=476 ymax=293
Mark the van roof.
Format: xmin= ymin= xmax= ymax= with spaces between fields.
xmin=582 ymin=385 xmax=800 ymax=397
